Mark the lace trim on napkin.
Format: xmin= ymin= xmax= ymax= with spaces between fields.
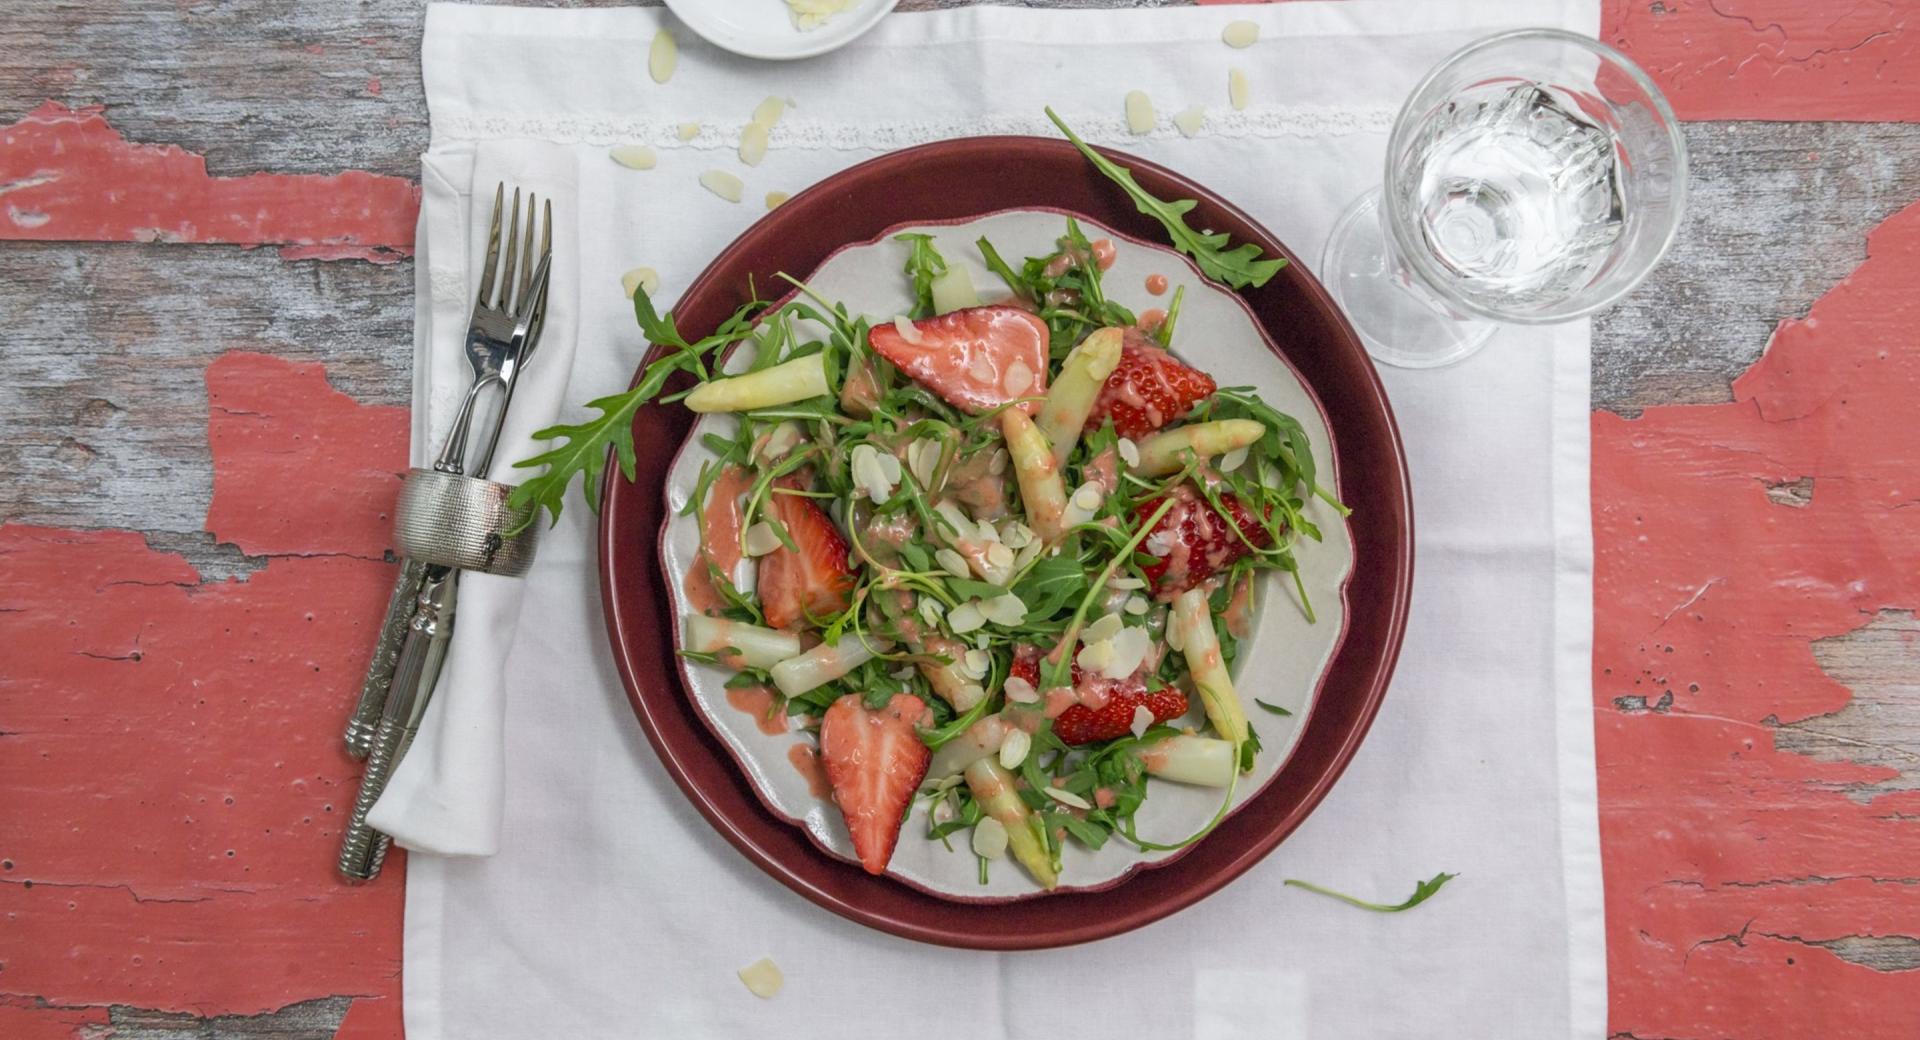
xmin=436 ymin=107 xmax=1396 ymax=149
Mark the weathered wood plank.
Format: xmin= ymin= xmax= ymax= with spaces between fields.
xmin=0 ymin=243 xmax=412 ymax=570
xmin=1594 ymin=121 xmax=1920 ymax=414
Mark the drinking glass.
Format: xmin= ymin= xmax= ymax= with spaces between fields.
xmin=1321 ymin=29 xmax=1687 ymax=368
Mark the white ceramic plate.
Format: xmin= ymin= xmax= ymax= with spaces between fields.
xmin=659 ymin=209 xmax=1355 ymax=900
xmin=662 ymin=0 xmax=898 ymax=61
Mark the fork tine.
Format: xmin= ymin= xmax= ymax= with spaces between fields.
xmin=517 ymin=193 xmax=537 ymax=308
xmin=497 ymin=186 xmax=522 ymax=309
xmin=475 ymin=183 xmax=504 ymax=311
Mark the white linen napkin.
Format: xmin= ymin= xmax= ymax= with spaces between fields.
xmin=398 ymin=2 xmax=1605 ymax=1037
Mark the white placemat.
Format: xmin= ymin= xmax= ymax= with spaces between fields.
xmin=401 ymin=2 xmax=1603 ymax=1036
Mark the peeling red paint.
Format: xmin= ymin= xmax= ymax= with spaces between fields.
xmin=1602 ymin=0 xmax=1919 ymax=121
xmin=1595 ymin=200 xmax=1920 ymax=1036
xmin=204 ymin=351 xmax=408 ymax=559
xmin=0 ymin=102 xmax=418 ymax=258
xmin=0 ymin=353 xmax=407 ymax=1026
xmin=333 ymin=995 xmax=404 ymax=1039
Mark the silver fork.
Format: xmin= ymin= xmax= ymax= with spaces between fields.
xmin=438 ymin=184 xmax=554 ymax=476
xmin=339 ymin=186 xmax=552 ymax=881
xmin=342 ymin=185 xmax=551 ymax=759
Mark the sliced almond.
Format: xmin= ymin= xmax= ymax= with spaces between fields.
xmin=1219 ymin=445 xmax=1250 ymax=473
xmin=906 ymin=437 xmax=942 ymax=488
xmin=998 ymin=728 xmax=1031 ymax=770
xmin=1129 ymin=704 xmax=1155 ymax=738
xmin=1222 ymin=20 xmax=1259 ymax=48
xmin=743 ymin=521 xmax=781 ymax=557
xmin=765 ymin=191 xmax=791 ymax=210
xmin=649 ymin=29 xmax=678 ymax=84
xmin=609 ymin=145 xmax=658 ymax=170
xmin=1229 ymin=68 xmax=1251 ymax=111
xmin=1116 ymin=437 xmax=1141 ymax=467
xmin=1003 ymin=359 xmax=1034 ymax=397
xmin=892 ymin=314 xmax=924 ymax=345
xmin=1173 ymin=106 xmax=1206 ymax=139
xmin=1044 ymin=786 xmax=1092 ymax=810
xmin=739 ymin=121 xmax=770 ymax=167
xmin=752 ymin=96 xmax=790 ymax=127
xmin=947 ymin=600 xmax=986 ymax=634
xmin=699 ymin=169 xmax=744 ymax=203
xmin=971 ymin=816 xmax=1009 ymax=859
xmin=676 ymin=121 xmax=702 ymax=141
xmin=1124 ymin=90 xmax=1157 ymax=135
xmin=936 ymin=548 xmax=972 ymax=581
xmin=918 ymin=596 xmax=946 ymax=629
xmin=1085 ymin=613 xmax=1125 ymax=644
xmin=982 ymin=593 xmax=1027 ymax=627
xmin=1004 ymin=675 xmax=1039 ymax=704
xmin=621 ymin=266 xmax=660 ymax=299
xmin=737 ymin=957 xmax=783 ymax=999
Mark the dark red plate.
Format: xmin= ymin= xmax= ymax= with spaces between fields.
xmin=599 ymin=136 xmax=1413 ymax=950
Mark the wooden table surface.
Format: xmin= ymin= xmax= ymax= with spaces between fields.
xmin=2 ymin=2 xmax=1916 ymax=1037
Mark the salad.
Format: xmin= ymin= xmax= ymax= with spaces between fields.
xmin=513 ymin=117 xmax=1343 ymax=890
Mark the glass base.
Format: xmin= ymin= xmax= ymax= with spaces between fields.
xmin=1320 ymin=190 xmax=1494 ymax=369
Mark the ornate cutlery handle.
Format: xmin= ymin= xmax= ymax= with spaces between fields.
xmin=338 ymin=568 xmax=458 ymax=881
xmin=344 ymin=557 xmax=428 ymax=758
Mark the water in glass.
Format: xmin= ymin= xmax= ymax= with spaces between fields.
xmin=1396 ymin=82 xmax=1625 ymax=311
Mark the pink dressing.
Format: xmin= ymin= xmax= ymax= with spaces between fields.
xmin=1224 ymin=576 xmax=1255 ymax=640
xmin=1094 ymin=787 xmax=1118 ymax=809
xmin=788 ymin=744 xmax=834 ymax=799
xmin=1041 ymin=238 xmax=1119 ymax=278
xmin=1145 ymin=273 xmax=1169 ymax=296
xmin=1084 ymin=445 xmax=1119 ymax=493
xmin=683 ymin=464 xmax=754 ymax=615
xmin=727 ymin=685 xmax=788 ymax=736
xmin=1137 ymin=308 xmax=1168 ymax=334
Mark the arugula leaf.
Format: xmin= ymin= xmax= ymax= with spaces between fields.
xmin=1254 ymin=699 xmax=1293 ymax=717
xmin=945 ymin=576 xmax=1011 ymax=601
xmin=507 ymin=290 xmax=762 ymax=529
xmin=1011 ymin=554 xmax=1089 ymax=620
xmin=1284 ymin=871 xmax=1459 ymax=913
xmin=895 ymin=233 xmax=948 ymax=318
xmin=1045 ymin=107 xmax=1286 ymax=290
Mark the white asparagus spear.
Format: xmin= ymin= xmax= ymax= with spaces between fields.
xmin=769 ymin=636 xmax=891 ymax=697
xmin=1035 ymin=328 xmax=1124 ymax=466
xmin=684 ymin=353 xmax=829 ymax=413
xmin=999 ymin=407 xmax=1069 ymax=544
xmin=1172 ymin=587 xmax=1249 ymax=761
xmin=927 ymin=713 xmax=1011 ymax=780
xmin=685 ymin=615 xmax=803 ymax=670
xmin=1137 ymin=733 xmax=1237 ymax=787
xmin=964 ymin=758 xmax=1058 ymax=889
xmin=1132 ymin=419 xmax=1265 ymax=477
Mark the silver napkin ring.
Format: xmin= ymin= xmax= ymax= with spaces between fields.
xmin=392 ymin=468 xmax=540 ymax=576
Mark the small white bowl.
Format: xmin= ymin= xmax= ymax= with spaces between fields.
xmin=662 ymin=0 xmax=898 ymax=61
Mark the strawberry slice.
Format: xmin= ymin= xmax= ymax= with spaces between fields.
xmin=1010 ymin=647 xmax=1189 ymax=746
xmin=1085 ymin=330 xmax=1218 ymax=438
xmin=819 ymin=692 xmax=933 ymax=874
xmin=866 ymin=305 xmax=1049 ymax=415
xmin=757 ymin=490 xmax=856 ymax=631
xmin=1135 ymin=484 xmax=1273 ymax=599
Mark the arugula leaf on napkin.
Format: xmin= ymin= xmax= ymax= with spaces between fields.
xmin=1284 ymin=871 xmax=1459 ymax=913
xmin=1045 ymin=107 xmax=1286 ymax=290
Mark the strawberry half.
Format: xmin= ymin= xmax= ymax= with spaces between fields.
xmin=819 ymin=692 xmax=933 ymax=874
xmin=757 ymin=490 xmax=856 ymax=631
xmin=1135 ymin=484 xmax=1273 ymax=599
xmin=1010 ymin=647 xmax=1189 ymax=746
xmin=1085 ymin=330 xmax=1218 ymax=438
xmin=866 ymin=305 xmax=1049 ymax=415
